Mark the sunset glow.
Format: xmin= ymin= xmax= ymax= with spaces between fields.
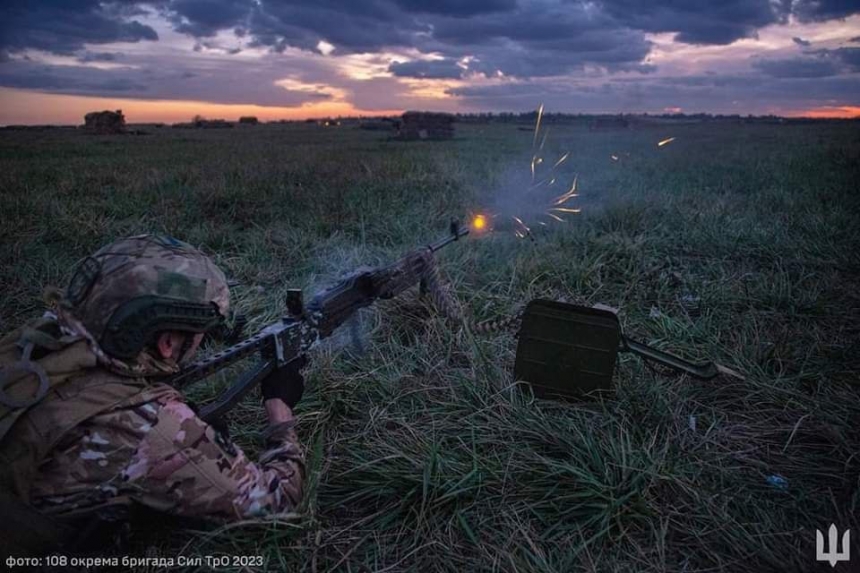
xmin=0 ymin=88 xmax=399 ymax=125
xmin=785 ymin=106 xmax=860 ymax=119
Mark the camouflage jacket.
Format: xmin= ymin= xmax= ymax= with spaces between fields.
xmin=29 ymin=377 xmax=305 ymax=521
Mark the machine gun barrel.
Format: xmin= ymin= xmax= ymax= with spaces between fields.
xmin=428 ymin=221 xmax=469 ymax=252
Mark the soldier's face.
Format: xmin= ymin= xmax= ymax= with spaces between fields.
xmin=178 ymin=332 xmax=206 ymax=363
xmin=157 ymin=331 xmax=205 ymax=363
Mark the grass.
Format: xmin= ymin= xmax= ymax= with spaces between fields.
xmin=1 ymin=119 xmax=859 ymax=572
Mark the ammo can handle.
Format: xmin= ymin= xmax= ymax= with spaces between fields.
xmin=622 ymin=337 xmax=719 ymax=380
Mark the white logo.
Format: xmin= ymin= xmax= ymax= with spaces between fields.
xmin=816 ymin=524 xmax=850 ymax=568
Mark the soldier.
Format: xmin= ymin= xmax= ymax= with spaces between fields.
xmin=0 ymin=235 xmax=305 ymax=554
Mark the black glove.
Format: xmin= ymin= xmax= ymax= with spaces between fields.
xmin=260 ymin=355 xmax=307 ymax=408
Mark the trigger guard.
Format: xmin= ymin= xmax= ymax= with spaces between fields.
xmin=0 ymin=360 xmax=50 ymax=409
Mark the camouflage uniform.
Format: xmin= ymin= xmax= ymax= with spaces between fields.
xmin=29 ymin=380 xmax=304 ymax=520
xmin=0 ymin=236 xmax=304 ymax=537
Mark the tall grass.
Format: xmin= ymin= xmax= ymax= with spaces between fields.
xmin=1 ymin=120 xmax=858 ymax=571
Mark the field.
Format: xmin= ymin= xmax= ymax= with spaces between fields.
xmin=1 ymin=119 xmax=859 ymax=572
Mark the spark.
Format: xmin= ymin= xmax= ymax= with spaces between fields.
xmin=492 ymin=105 xmax=584 ymax=237
xmin=533 ymin=103 xmax=544 ymax=148
xmin=552 ymin=192 xmax=578 ymax=206
xmin=513 ymin=216 xmax=535 ymax=242
xmin=530 ymin=155 xmax=543 ymax=182
xmin=539 ymin=129 xmax=549 ymax=151
xmin=551 ymin=174 xmax=578 ymax=205
xmin=657 ymin=137 xmax=676 ymax=147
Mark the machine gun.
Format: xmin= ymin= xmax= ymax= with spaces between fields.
xmin=168 ymin=221 xmax=468 ymax=424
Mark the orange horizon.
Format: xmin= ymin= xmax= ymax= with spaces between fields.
xmin=0 ymin=88 xmax=857 ymax=124
xmin=0 ymin=88 xmax=402 ymax=125
xmin=784 ymin=106 xmax=860 ymax=119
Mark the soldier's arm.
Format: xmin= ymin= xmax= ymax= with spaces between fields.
xmin=121 ymin=395 xmax=304 ymax=520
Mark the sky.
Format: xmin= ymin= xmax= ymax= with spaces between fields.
xmin=0 ymin=1 xmax=858 ymax=124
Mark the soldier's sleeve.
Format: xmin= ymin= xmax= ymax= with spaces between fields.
xmin=121 ymin=397 xmax=304 ymax=520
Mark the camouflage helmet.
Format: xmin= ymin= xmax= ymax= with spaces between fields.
xmin=63 ymin=235 xmax=229 ymax=362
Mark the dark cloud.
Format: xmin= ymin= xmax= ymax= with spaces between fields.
xmin=0 ymin=1 xmax=158 ymax=55
xmin=191 ymin=39 xmax=244 ymax=54
xmin=389 ymin=59 xmax=463 ymax=79
xmin=793 ymin=37 xmax=812 ymax=47
xmin=751 ymin=57 xmax=841 ymax=78
xmin=3 ymin=0 xmax=859 ymax=67
xmin=620 ymin=74 xmax=765 ymax=88
xmin=791 ymin=0 xmax=860 ymax=22
xmin=392 ymin=0 xmax=517 ymax=17
xmin=218 ymin=1 xmax=655 ymax=78
xmin=600 ymin=0 xmax=860 ymax=45
xmin=830 ymin=47 xmax=860 ymax=70
xmin=599 ymin=0 xmax=783 ymax=45
xmin=0 ymin=62 xmax=145 ymax=92
xmin=851 ymin=37 xmax=860 ymax=43
xmin=241 ymin=1 xmax=420 ymax=53
xmin=0 ymin=58 xmax=334 ymax=107
xmin=166 ymin=0 xmax=255 ymax=37
xmin=792 ymin=48 xmax=860 ymax=75
xmin=77 ymin=51 xmax=121 ymax=63
xmin=423 ymin=4 xmax=653 ymax=77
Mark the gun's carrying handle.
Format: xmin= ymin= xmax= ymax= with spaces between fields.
xmin=621 ymin=337 xmax=719 ymax=379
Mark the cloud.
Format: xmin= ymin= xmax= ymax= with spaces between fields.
xmin=240 ymin=1 xmax=420 ymax=53
xmin=449 ymin=72 xmax=860 ymax=114
xmin=0 ymin=1 xmax=159 ymax=55
xmin=392 ymin=0 xmax=517 ymax=17
xmin=753 ymin=47 xmax=860 ymax=79
xmin=791 ymin=0 xmax=860 ymax=22
xmin=165 ymin=0 xmax=256 ymax=37
xmin=77 ymin=51 xmax=122 ymax=63
xmin=0 ymin=62 xmax=145 ymax=92
xmin=599 ymin=0 xmax=784 ymax=45
xmin=4 ymin=0 xmax=860 ymax=66
xmin=389 ymin=59 xmax=463 ymax=79
xmin=424 ymin=3 xmax=654 ymax=77
xmin=0 ymin=58 xmax=334 ymax=106
xmin=752 ymin=57 xmax=840 ymax=78
xmin=1 ymin=0 xmax=859 ymax=119
xmin=830 ymin=47 xmax=860 ymax=70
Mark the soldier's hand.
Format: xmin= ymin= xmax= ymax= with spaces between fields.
xmin=261 ymin=355 xmax=307 ymax=408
